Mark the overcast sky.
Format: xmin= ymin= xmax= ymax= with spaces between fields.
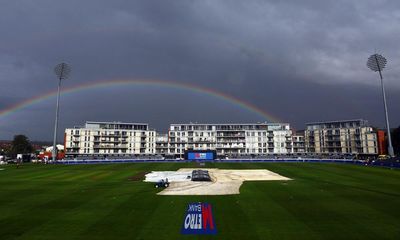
xmin=0 ymin=0 xmax=399 ymax=141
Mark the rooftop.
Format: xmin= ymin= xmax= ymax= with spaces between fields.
xmin=306 ymin=119 xmax=368 ymax=125
xmin=86 ymin=121 xmax=149 ymax=126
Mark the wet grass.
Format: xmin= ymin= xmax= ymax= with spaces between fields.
xmin=0 ymin=162 xmax=399 ymax=239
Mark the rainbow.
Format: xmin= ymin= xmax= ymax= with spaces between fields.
xmin=0 ymin=79 xmax=281 ymax=122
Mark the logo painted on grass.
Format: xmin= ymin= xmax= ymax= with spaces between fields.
xmin=181 ymin=202 xmax=217 ymax=235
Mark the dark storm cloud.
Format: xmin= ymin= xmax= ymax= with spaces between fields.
xmin=0 ymin=0 xmax=399 ymax=141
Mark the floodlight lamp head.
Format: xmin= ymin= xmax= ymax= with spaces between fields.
xmin=367 ymin=54 xmax=387 ymax=72
xmin=54 ymin=63 xmax=71 ymax=80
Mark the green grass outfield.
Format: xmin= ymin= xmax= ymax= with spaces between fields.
xmin=0 ymin=162 xmax=399 ymax=239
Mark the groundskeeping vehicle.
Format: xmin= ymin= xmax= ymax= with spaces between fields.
xmin=154 ymin=179 xmax=169 ymax=188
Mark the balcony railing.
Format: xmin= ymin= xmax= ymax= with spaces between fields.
xmin=93 ymin=145 xmax=128 ymax=149
xmin=216 ymin=144 xmax=245 ymax=148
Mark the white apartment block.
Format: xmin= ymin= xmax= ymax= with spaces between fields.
xmin=155 ymin=133 xmax=169 ymax=155
xmin=167 ymin=123 xmax=293 ymax=157
xmin=65 ymin=121 xmax=156 ymax=157
xmin=292 ymin=134 xmax=306 ymax=153
xmin=305 ymin=119 xmax=378 ymax=155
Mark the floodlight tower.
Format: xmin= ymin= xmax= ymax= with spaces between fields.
xmin=367 ymin=54 xmax=394 ymax=157
xmin=52 ymin=63 xmax=71 ymax=161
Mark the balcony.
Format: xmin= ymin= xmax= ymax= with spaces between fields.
xmin=104 ymin=133 xmax=121 ymax=137
xmin=326 ymin=139 xmax=341 ymax=143
xmin=325 ymin=145 xmax=341 ymax=148
xmin=216 ymin=139 xmax=246 ymax=143
xmin=216 ymin=144 xmax=244 ymax=148
xmin=216 ymin=134 xmax=245 ymax=137
xmin=93 ymin=145 xmax=128 ymax=149
xmin=99 ymin=139 xmax=121 ymax=143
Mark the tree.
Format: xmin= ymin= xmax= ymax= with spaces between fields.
xmin=10 ymin=135 xmax=33 ymax=157
xmin=392 ymin=126 xmax=400 ymax=155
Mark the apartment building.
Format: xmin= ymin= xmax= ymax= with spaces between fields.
xmin=155 ymin=133 xmax=169 ymax=155
xmin=65 ymin=121 xmax=156 ymax=157
xmin=304 ymin=119 xmax=377 ymax=155
xmin=64 ymin=119 xmax=381 ymax=159
xmin=167 ymin=123 xmax=293 ymax=157
xmin=292 ymin=132 xmax=306 ymax=153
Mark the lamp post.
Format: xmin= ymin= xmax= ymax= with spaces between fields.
xmin=367 ymin=54 xmax=394 ymax=157
xmin=52 ymin=63 xmax=71 ymax=161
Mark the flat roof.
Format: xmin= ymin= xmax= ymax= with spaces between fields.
xmin=170 ymin=122 xmax=289 ymax=125
xmin=86 ymin=121 xmax=149 ymax=125
xmin=306 ymin=119 xmax=367 ymax=125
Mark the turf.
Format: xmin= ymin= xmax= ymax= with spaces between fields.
xmin=0 ymin=162 xmax=399 ymax=240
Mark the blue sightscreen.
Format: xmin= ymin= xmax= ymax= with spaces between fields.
xmin=188 ymin=152 xmax=214 ymax=160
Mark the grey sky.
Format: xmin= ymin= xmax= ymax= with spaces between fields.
xmin=0 ymin=0 xmax=399 ymax=141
